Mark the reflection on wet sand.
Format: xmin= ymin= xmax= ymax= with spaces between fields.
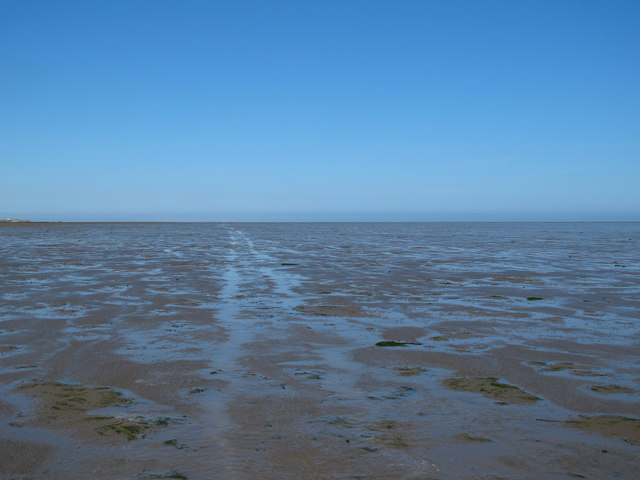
xmin=0 ymin=222 xmax=639 ymax=479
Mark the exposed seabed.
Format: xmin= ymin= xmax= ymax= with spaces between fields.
xmin=1 ymin=222 xmax=639 ymax=479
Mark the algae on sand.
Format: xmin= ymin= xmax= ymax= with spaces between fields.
xmin=590 ymin=385 xmax=634 ymax=394
xmin=565 ymin=415 xmax=640 ymax=445
xmin=14 ymin=381 xmax=162 ymax=442
xmin=16 ymin=382 xmax=130 ymax=412
xmin=95 ymin=420 xmax=150 ymax=441
xmin=453 ymin=433 xmax=492 ymax=443
xmin=395 ymin=367 xmax=426 ymax=376
xmin=376 ymin=341 xmax=420 ymax=347
xmin=443 ymin=377 xmax=540 ymax=405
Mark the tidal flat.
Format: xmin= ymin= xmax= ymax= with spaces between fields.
xmin=0 ymin=222 xmax=639 ymax=479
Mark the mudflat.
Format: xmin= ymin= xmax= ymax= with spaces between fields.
xmin=0 ymin=222 xmax=638 ymax=479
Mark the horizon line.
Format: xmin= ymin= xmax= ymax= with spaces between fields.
xmin=3 ymin=219 xmax=639 ymax=225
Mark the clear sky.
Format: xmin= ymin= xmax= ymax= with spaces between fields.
xmin=1 ymin=0 xmax=639 ymax=221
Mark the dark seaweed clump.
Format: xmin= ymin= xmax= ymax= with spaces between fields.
xmin=376 ymin=341 xmax=418 ymax=347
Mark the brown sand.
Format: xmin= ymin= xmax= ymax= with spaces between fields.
xmin=0 ymin=222 xmax=639 ymax=479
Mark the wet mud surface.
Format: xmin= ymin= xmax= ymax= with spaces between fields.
xmin=1 ymin=222 xmax=639 ymax=479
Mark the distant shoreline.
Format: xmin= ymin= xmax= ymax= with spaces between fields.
xmin=1 ymin=220 xmax=639 ymax=225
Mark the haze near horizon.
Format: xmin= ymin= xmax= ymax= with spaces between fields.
xmin=1 ymin=0 xmax=639 ymax=222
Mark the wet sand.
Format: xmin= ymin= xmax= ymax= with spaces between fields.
xmin=1 ymin=222 xmax=639 ymax=479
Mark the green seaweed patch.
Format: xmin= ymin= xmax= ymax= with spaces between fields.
xmin=294 ymin=370 xmax=323 ymax=380
xmin=542 ymin=362 xmax=574 ymax=372
xmin=164 ymin=438 xmax=187 ymax=450
xmin=93 ymin=416 xmax=174 ymax=441
xmin=188 ymin=388 xmax=207 ymax=395
xmin=155 ymin=417 xmax=171 ymax=426
xmin=96 ymin=420 xmax=150 ymax=441
xmin=165 ymin=472 xmax=188 ymax=480
xmin=565 ymin=415 xmax=640 ymax=445
xmin=84 ymin=416 xmax=113 ymax=422
xmin=16 ymin=382 xmax=130 ymax=411
xmin=137 ymin=470 xmax=188 ymax=479
xmin=380 ymin=436 xmax=409 ymax=448
xmin=376 ymin=341 xmax=420 ymax=347
xmin=395 ymin=367 xmax=426 ymax=376
xmin=531 ymin=361 xmax=606 ymax=377
xmin=528 ymin=361 xmax=547 ymax=366
xmin=591 ymin=385 xmax=634 ymax=394
xmin=384 ymin=386 xmax=416 ymax=400
xmin=431 ymin=331 xmax=476 ymax=342
xmin=568 ymin=369 xmax=606 ymax=377
xmin=453 ymin=433 xmax=492 ymax=443
xmin=98 ymin=390 xmax=125 ymax=407
xmin=443 ymin=377 xmax=540 ymax=405
xmin=346 ymin=290 xmax=373 ymax=296
xmin=363 ymin=420 xmax=411 ymax=449
xmin=11 ymin=381 xmax=169 ymax=443
xmin=527 ymin=297 xmax=544 ymax=301
xmin=325 ymin=416 xmax=357 ymax=428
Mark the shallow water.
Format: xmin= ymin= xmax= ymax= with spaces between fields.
xmin=1 ymin=222 xmax=639 ymax=479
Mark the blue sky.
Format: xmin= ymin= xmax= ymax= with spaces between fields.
xmin=1 ymin=0 xmax=639 ymax=221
